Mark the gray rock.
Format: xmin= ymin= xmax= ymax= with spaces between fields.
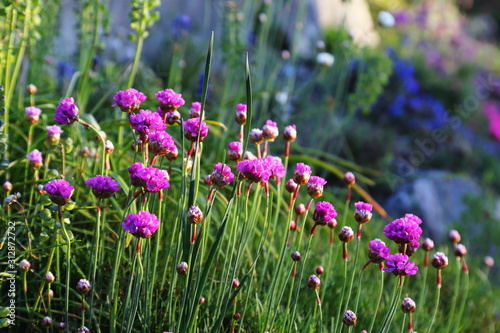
xmin=384 ymin=170 xmax=482 ymax=241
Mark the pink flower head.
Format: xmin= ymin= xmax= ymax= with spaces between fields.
xmin=249 ymin=128 xmax=264 ymax=144
xmin=112 ymin=88 xmax=147 ymax=113
xmin=25 ymin=106 xmax=42 ymax=124
xmin=149 ymin=131 xmax=176 ymax=156
xmin=265 ymin=155 xmax=286 ymax=183
xmin=283 ymin=124 xmax=297 ymax=142
xmin=228 ymin=141 xmax=243 ymax=162
xmin=155 ymin=88 xmax=185 ymax=112
xmin=313 ymin=201 xmax=337 ymax=226
xmin=262 ymin=120 xmax=279 ymax=141
xmin=27 ymin=149 xmax=43 ymax=169
xmin=129 ymin=109 xmax=166 ymax=136
xmin=189 ymin=102 xmax=202 ymax=118
xmin=210 ymin=163 xmax=235 ymax=188
xmin=46 ymin=125 xmax=64 ymax=136
xmin=44 ymin=179 xmax=74 ymax=206
xmin=129 ymin=164 xmax=170 ymax=192
xmin=368 ymin=239 xmax=391 ymax=263
xmin=183 ymin=118 xmax=210 ymax=142
xmin=85 ymin=175 xmax=120 ymax=199
xmin=354 ymin=201 xmax=373 ymax=224
xmin=236 ymin=158 xmax=274 ymax=183
xmin=54 ymin=97 xmax=79 ymax=125
xmin=307 ymin=176 xmax=327 ymax=198
xmin=122 ymin=211 xmax=161 ymax=238
xmin=293 ymin=163 xmax=312 ymax=185
xmin=383 ymin=214 xmax=423 ymax=249
xmin=383 ymin=253 xmax=418 ymax=276
xmin=235 ymin=103 xmax=247 ymax=125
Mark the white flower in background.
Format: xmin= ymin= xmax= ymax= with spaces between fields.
xmin=275 ymin=91 xmax=288 ymax=106
xmin=378 ymin=11 xmax=395 ymax=27
xmin=316 ymin=52 xmax=334 ymax=67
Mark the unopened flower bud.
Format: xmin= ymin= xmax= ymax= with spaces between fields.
xmin=228 ymin=141 xmax=243 ymax=162
xmin=354 ymin=202 xmax=373 ymax=224
xmin=44 ymin=271 xmax=55 ymax=283
xmin=204 ymin=175 xmax=213 ymax=186
xmin=166 ymin=147 xmax=179 ymax=161
xmin=285 ymin=179 xmax=298 ymax=193
xmin=76 ymin=278 xmax=91 ymax=294
xmin=176 ymin=262 xmax=188 ymax=275
xmin=338 ymin=226 xmax=354 ymax=243
xmin=235 ymin=104 xmax=247 ymax=125
xmin=401 ymin=297 xmax=416 ymax=313
xmin=484 ymin=256 xmax=494 ymax=268
xmin=105 ymin=140 xmax=115 ymax=154
xmin=77 ymin=326 xmax=90 ymax=333
xmin=290 ymin=220 xmax=297 ymax=231
xmin=233 ymin=313 xmax=241 ymax=320
xmin=132 ymin=137 xmax=144 ymax=153
xmin=96 ymin=131 xmax=107 ymax=142
xmin=342 ymin=310 xmax=356 ymax=326
xmin=3 ymin=181 xmax=12 ymax=192
xmin=27 ymin=84 xmax=38 ymax=94
xmin=184 ymin=157 xmax=193 ymax=173
xmin=432 ymin=252 xmax=449 ymax=269
xmin=58 ymin=322 xmax=66 ymax=330
xmin=243 ymin=151 xmax=257 ymax=161
xmin=399 ymin=243 xmax=418 ymax=256
xmin=189 ymin=102 xmax=202 ymax=118
xmin=283 ymin=124 xmax=297 ymax=142
xmin=47 ymin=289 xmax=54 ymax=301
xmin=316 ymin=266 xmax=324 ymax=275
xmin=187 ymin=205 xmax=204 ymax=224
xmin=295 ymin=203 xmax=306 ymax=216
xmin=291 ymin=251 xmax=301 ymax=261
xmin=344 ymin=172 xmax=355 ymax=185
xmin=232 ymin=279 xmax=240 ymax=289
xmin=262 ymin=120 xmax=279 ymax=141
xmin=249 ymin=128 xmax=264 ymax=144
xmin=199 ymin=297 xmax=205 ymax=304
xmin=19 ymin=259 xmax=31 ymax=271
xmin=307 ymin=275 xmax=321 ymax=289
xmin=422 ymin=238 xmax=434 ymax=251
xmin=41 ymin=316 xmax=52 ymax=326
xmin=81 ymin=146 xmax=91 ymax=157
xmin=327 ymin=218 xmax=338 ymax=229
xmin=454 ymin=244 xmax=467 ymax=258
xmin=448 ymin=230 xmax=461 ymax=244
xmin=37 ymin=184 xmax=46 ymax=194
xmin=165 ymin=110 xmax=181 ymax=125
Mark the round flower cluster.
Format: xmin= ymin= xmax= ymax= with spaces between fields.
xmin=128 ymin=163 xmax=170 ymax=192
xmin=183 ymin=117 xmax=210 ymax=142
xmin=129 ymin=109 xmax=167 ymax=136
xmin=312 ymin=201 xmax=337 ymax=226
xmin=44 ymin=179 xmax=74 ymax=206
xmin=383 ymin=253 xmax=418 ymax=276
xmin=85 ymin=175 xmax=120 ymax=199
xmin=122 ymin=211 xmax=161 ymax=238
xmin=210 ymin=163 xmax=235 ymax=188
xmin=383 ymin=214 xmax=423 ymax=248
xmin=112 ymin=88 xmax=147 ymax=113
xmin=54 ymin=97 xmax=79 ymax=125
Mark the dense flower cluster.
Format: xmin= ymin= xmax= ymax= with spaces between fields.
xmin=383 ymin=253 xmax=418 ymax=276
xmin=128 ymin=163 xmax=170 ymax=192
xmin=368 ymin=239 xmax=391 ymax=263
xmin=183 ymin=118 xmax=210 ymax=142
xmin=44 ymin=179 xmax=74 ymax=206
xmin=25 ymin=106 xmax=42 ymax=124
xmin=312 ymin=201 xmax=337 ymax=225
xmin=236 ymin=158 xmax=273 ymax=183
xmin=156 ymin=88 xmax=185 ymax=112
xmin=307 ymin=176 xmax=327 ymax=198
xmin=383 ymin=214 xmax=423 ymax=248
xmin=262 ymin=120 xmax=279 ymax=141
xmin=149 ymin=131 xmax=176 ymax=156
xmin=354 ymin=201 xmax=373 ymax=224
xmin=129 ymin=109 xmax=166 ymax=136
xmin=228 ymin=141 xmax=243 ymax=162
xmin=112 ymin=88 xmax=147 ymax=113
xmin=27 ymin=149 xmax=43 ymax=169
xmin=210 ymin=163 xmax=235 ymax=188
xmin=122 ymin=211 xmax=161 ymax=238
xmin=54 ymin=97 xmax=79 ymax=125
xmin=85 ymin=175 xmax=120 ymax=199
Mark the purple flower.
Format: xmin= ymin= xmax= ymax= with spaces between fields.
xmin=122 ymin=211 xmax=161 ymax=238
xmin=368 ymin=239 xmax=391 ymax=263
xmin=236 ymin=158 xmax=273 ymax=183
xmin=156 ymin=88 xmax=185 ymax=112
xmin=307 ymin=275 xmax=321 ymax=289
xmin=85 ymin=175 xmax=120 ymax=199
xmin=129 ymin=109 xmax=166 ymax=136
xmin=383 ymin=214 xmax=423 ymax=248
xmin=210 ymin=163 xmax=235 ymax=188
xmin=44 ymin=179 xmax=74 ymax=206
xmin=183 ymin=118 xmax=210 ymax=142
xmin=235 ymin=103 xmax=247 ymax=125
xmin=129 ymin=164 xmax=170 ymax=192
xmin=228 ymin=141 xmax=243 ymax=162
xmin=27 ymin=149 xmax=43 ymax=169
xmin=313 ymin=201 xmax=337 ymax=225
xmin=149 ymin=131 xmax=176 ymax=156
xmin=46 ymin=125 xmax=64 ymax=136
xmin=54 ymin=97 xmax=79 ymax=125
xmin=307 ymin=176 xmax=327 ymax=198
xmin=262 ymin=120 xmax=279 ymax=141
xmin=354 ymin=201 xmax=373 ymax=224
xmin=189 ymin=102 xmax=202 ymax=118
xmin=265 ymin=155 xmax=286 ymax=182
xmin=112 ymin=88 xmax=147 ymax=113
xmin=293 ymin=163 xmax=312 ymax=185
xmin=383 ymin=253 xmax=418 ymax=276
xmin=25 ymin=106 xmax=42 ymax=124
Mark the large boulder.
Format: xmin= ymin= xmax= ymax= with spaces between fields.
xmin=384 ymin=170 xmax=482 ymax=241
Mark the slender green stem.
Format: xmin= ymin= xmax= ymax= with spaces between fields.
xmin=447 ymin=257 xmax=461 ymax=329
xmin=369 ymin=268 xmax=385 ymax=332
xmin=334 ymin=258 xmax=349 ymax=333
xmin=453 ymin=270 xmax=469 ymax=333
xmin=60 ymin=207 xmax=71 ymax=333
xmin=427 ymin=277 xmax=442 ymax=333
